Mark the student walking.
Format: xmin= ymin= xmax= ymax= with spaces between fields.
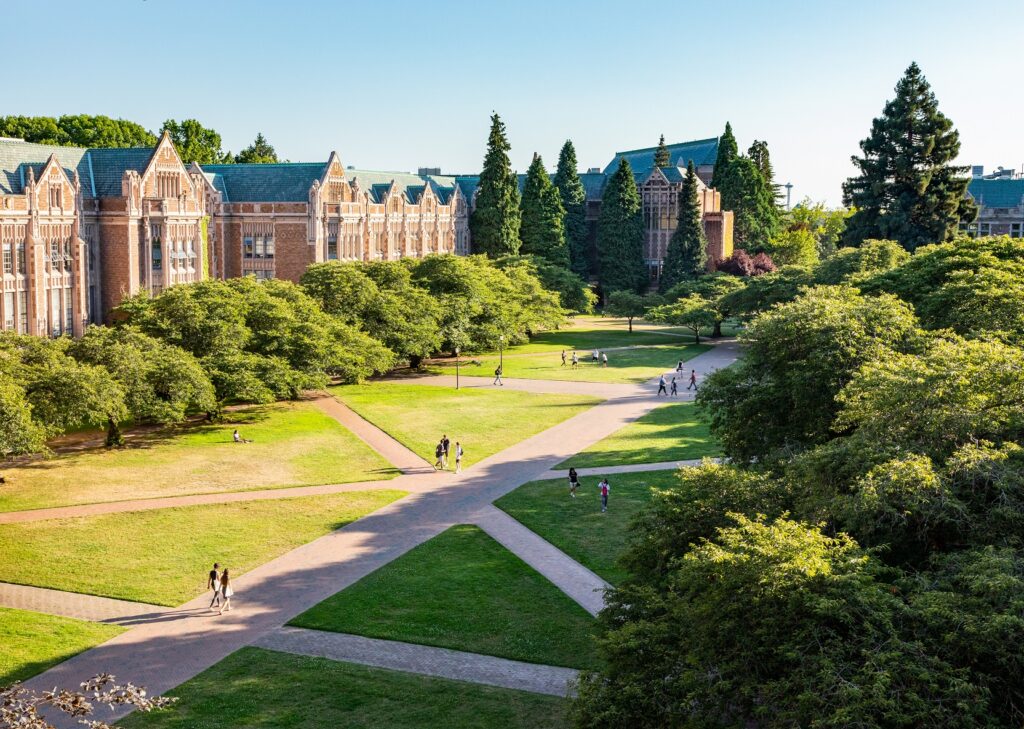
xmin=454 ymin=442 xmax=464 ymax=474
xmin=571 ymin=351 xmax=579 ymax=369
xmin=434 ymin=441 xmax=445 ymax=470
xmin=561 ymin=350 xmax=567 ymax=367
xmin=568 ymin=467 xmax=580 ymax=498
xmin=670 ymin=377 xmax=678 ymax=397
xmin=676 ymin=360 xmax=684 ymax=374
xmin=602 ymin=352 xmax=608 ymax=367
xmin=688 ymin=369 xmax=698 ymax=391
xmin=657 ymin=375 xmax=668 ymax=396
xmin=441 ymin=435 xmax=450 ymax=468
xmin=592 ymin=349 xmax=599 ymax=362
xmin=217 ymin=569 xmax=234 ymax=614
xmin=208 ymin=563 xmax=222 ymax=609
xmin=493 ymin=365 xmax=504 ymax=386
xmin=599 ymin=478 xmax=610 ymax=512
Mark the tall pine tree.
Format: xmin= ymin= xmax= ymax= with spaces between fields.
xmin=842 ymin=62 xmax=975 ymax=251
xmin=653 ymin=134 xmax=671 ymax=168
xmin=520 ymin=154 xmax=569 ymax=268
xmin=470 ymin=113 xmax=521 ymax=257
xmin=661 ymin=162 xmax=708 ymax=290
xmin=731 ymin=156 xmax=781 ymax=249
xmin=553 ymin=140 xmax=589 ymax=277
xmin=712 ymin=121 xmax=738 ymax=189
xmin=597 ymin=159 xmax=646 ymax=297
xmin=747 ymin=140 xmax=781 ymax=205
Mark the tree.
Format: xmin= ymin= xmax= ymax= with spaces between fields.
xmin=747 ymin=139 xmax=781 ymax=204
xmin=730 ymin=155 xmax=781 ymax=249
xmin=842 ymin=62 xmax=976 ymax=251
xmin=787 ymin=198 xmax=852 ymax=259
xmin=235 ymin=132 xmax=279 ymax=163
xmin=553 ymin=140 xmax=589 ymax=278
xmin=663 ymin=273 xmax=746 ymax=337
xmin=604 ymin=290 xmax=659 ymax=332
xmin=470 ymin=113 xmax=521 ymax=257
xmin=647 ymin=295 xmax=716 ymax=343
xmin=1 ymin=673 xmax=175 ymax=728
xmin=0 ymin=375 xmax=45 ymax=472
xmin=520 ymin=257 xmax=596 ymax=314
xmin=597 ymin=159 xmax=646 ymax=297
xmin=814 ymin=238 xmax=909 ymax=285
xmin=519 ymin=154 xmax=569 ymax=267
xmin=711 ymin=121 xmax=738 ymax=189
xmin=764 ymin=227 xmax=818 ymax=267
xmin=0 ymin=115 xmax=156 ymax=148
xmin=660 ymin=161 xmax=708 ymax=290
xmin=160 ymin=118 xmax=229 ymax=165
xmin=652 ymin=134 xmax=670 ymax=168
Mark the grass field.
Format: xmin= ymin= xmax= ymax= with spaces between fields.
xmin=432 ymin=343 xmax=711 ymax=384
xmin=0 ymin=402 xmax=398 ymax=513
xmin=495 ymin=470 xmax=681 ymax=584
xmin=117 ymin=647 xmax=568 ymax=729
xmin=332 ymin=383 xmax=600 ymax=467
xmin=556 ymin=401 xmax=719 ymax=468
xmin=290 ymin=525 xmax=599 ymax=669
xmin=0 ymin=607 xmax=123 ymax=686
xmin=495 ymin=324 xmax=694 ymax=354
xmin=0 ymin=490 xmax=405 ymax=606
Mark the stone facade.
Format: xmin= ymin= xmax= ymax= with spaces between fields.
xmin=965 ymin=172 xmax=1024 ymax=239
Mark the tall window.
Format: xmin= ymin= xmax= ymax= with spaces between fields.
xmin=50 ymin=289 xmax=61 ymax=337
xmin=63 ymin=239 xmax=72 ymax=272
xmin=152 ymin=239 xmax=162 ymax=271
xmin=49 ymin=185 xmax=62 ymax=208
xmin=3 ymin=292 xmax=12 ymax=330
xmin=18 ymin=291 xmax=27 ymax=332
xmin=327 ymin=232 xmax=338 ymax=260
xmin=156 ymin=172 xmax=181 ymax=198
xmin=254 ymin=236 xmax=265 ymax=259
xmin=243 ymin=236 xmax=254 ymax=259
xmin=65 ymin=300 xmax=73 ymax=333
xmin=265 ymin=236 xmax=275 ymax=259
xmin=1012 ymin=222 xmax=1023 ymax=239
xmin=16 ymin=242 xmax=25 ymax=274
xmin=2 ymin=244 xmax=10 ymax=274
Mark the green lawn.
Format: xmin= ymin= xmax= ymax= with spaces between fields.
xmin=117 ymin=647 xmax=568 ymax=729
xmin=332 ymin=383 xmax=601 ymax=467
xmin=496 ymin=324 xmax=695 ymax=354
xmin=432 ymin=343 xmax=711 ymax=384
xmin=556 ymin=401 xmax=719 ymax=468
xmin=0 ymin=402 xmax=398 ymax=513
xmin=0 ymin=607 xmax=123 ymax=686
xmin=290 ymin=525 xmax=599 ymax=669
xmin=0 ymin=490 xmax=405 ymax=606
xmin=496 ymin=470 xmax=681 ymax=584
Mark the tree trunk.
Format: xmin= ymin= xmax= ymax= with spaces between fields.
xmin=628 ymin=316 xmax=633 ymax=333
xmin=713 ymin=319 xmax=723 ymax=338
xmin=409 ymin=354 xmax=423 ymax=370
xmin=106 ymin=418 xmax=124 ymax=447
xmin=694 ymin=328 xmax=701 ymax=345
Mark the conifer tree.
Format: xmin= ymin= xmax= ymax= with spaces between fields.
xmin=470 ymin=113 xmax=521 ymax=257
xmin=731 ymin=156 xmax=781 ymax=249
xmin=653 ymin=134 xmax=671 ymax=168
xmin=236 ymin=132 xmax=279 ymax=163
xmin=842 ymin=62 xmax=975 ymax=251
xmin=553 ymin=140 xmax=589 ymax=277
xmin=520 ymin=154 xmax=569 ymax=268
xmin=661 ymin=162 xmax=708 ymax=290
xmin=712 ymin=121 xmax=738 ymax=189
xmin=597 ymin=159 xmax=646 ymax=297
xmin=748 ymin=139 xmax=781 ymax=205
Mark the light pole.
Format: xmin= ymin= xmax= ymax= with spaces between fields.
xmin=499 ymin=335 xmax=504 ymax=373
xmin=455 ymin=347 xmax=460 ymax=390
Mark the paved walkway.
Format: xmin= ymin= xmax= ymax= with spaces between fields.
xmin=22 ymin=341 xmax=740 ymax=728
xmin=539 ymin=459 xmax=716 ymax=480
xmin=255 ymin=627 xmax=578 ymax=697
xmin=472 ymin=505 xmax=608 ymax=616
xmin=0 ymin=583 xmax=166 ymax=625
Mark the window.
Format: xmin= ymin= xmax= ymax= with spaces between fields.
xmin=243 ymin=236 xmax=254 ymax=259
xmin=1011 ymin=222 xmax=1023 ymax=239
xmin=3 ymin=292 xmax=12 ymax=330
xmin=156 ymin=172 xmax=181 ymax=198
xmin=327 ymin=232 xmax=338 ymax=260
xmin=2 ymin=244 xmax=10 ymax=274
xmin=50 ymin=289 xmax=61 ymax=336
xmin=979 ymin=223 xmax=992 ymax=236
xmin=18 ymin=292 xmax=27 ymax=333
xmin=254 ymin=269 xmax=273 ymax=281
xmin=63 ymin=240 xmax=72 ymax=272
xmin=16 ymin=242 xmax=25 ymax=274
xmin=50 ymin=241 xmax=60 ymax=270
xmin=265 ymin=236 xmax=275 ymax=259
xmin=254 ymin=236 xmax=265 ymax=259
xmin=65 ymin=301 xmax=73 ymax=333
xmin=49 ymin=185 xmax=62 ymax=208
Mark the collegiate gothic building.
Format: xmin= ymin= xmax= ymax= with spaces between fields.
xmin=0 ymin=132 xmax=730 ymax=336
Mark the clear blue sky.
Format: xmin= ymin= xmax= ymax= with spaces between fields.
xmin=6 ymin=0 xmax=1023 ymax=204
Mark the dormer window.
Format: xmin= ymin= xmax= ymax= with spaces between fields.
xmin=49 ymin=185 xmax=62 ymax=209
xmin=156 ymin=172 xmax=181 ymax=198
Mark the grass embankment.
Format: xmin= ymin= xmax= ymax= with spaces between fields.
xmin=0 ymin=607 xmax=123 ymax=685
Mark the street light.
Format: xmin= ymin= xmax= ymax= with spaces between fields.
xmin=455 ymin=347 xmax=460 ymax=390
xmin=499 ymin=334 xmax=504 ymax=373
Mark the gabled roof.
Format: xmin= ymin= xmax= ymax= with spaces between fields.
xmin=87 ymin=147 xmax=154 ymax=197
xmin=968 ymin=177 xmax=1024 ymax=208
xmin=603 ymin=137 xmax=719 ymax=176
xmin=0 ymin=139 xmax=92 ymax=196
xmin=345 ymin=168 xmax=458 ymax=204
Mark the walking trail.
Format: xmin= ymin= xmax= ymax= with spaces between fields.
xmin=16 ymin=341 xmax=739 ymax=725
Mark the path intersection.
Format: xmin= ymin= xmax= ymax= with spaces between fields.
xmin=2 ymin=339 xmax=739 ymax=727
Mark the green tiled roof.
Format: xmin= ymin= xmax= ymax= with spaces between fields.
xmin=0 ymin=139 xmax=93 ymax=196
xmin=604 ymin=137 xmax=719 ymax=176
xmin=346 ymin=168 xmax=458 ymax=204
xmin=201 ymin=162 xmax=327 ymax=203
xmin=87 ymin=147 xmax=153 ymax=197
xmin=968 ymin=178 xmax=1024 ymax=208
xmin=456 ymin=172 xmax=607 ymax=202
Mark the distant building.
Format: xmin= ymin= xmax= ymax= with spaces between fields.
xmin=964 ymin=166 xmax=1024 ymax=238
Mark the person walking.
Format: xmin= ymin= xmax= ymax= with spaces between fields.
xmin=602 ymin=352 xmax=608 ymax=367
xmin=217 ymin=569 xmax=234 ymax=614
xmin=676 ymin=360 xmax=684 ymax=374
xmin=592 ymin=349 xmax=599 ymax=362
xmin=434 ymin=441 xmax=445 ymax=471
xmin=207 ymin=563 xmax=221 ymax=609
xmin=571 ymin=351 xmax=579 ymax=369
xmin=493 ymin=365 xmax=504 ymax=386
xmin=688 ymin=369 xmax=698 ymax=391
xmin=657 ymin=374 xmax=668 ymax=396
xmin=441 ymin=435 xmax=450 ymax=469
xmin=568 ymin=467 xmax=580 ymax=498
xmin=454 ymin=442 xmax=464 ymax=474
xmin=670 ymin=377 xmax=678 ymax=397
xmin=561 ymin=350 xmax=567 ymax=367
xmin=599 ymin=478 xmax=610 ymax=512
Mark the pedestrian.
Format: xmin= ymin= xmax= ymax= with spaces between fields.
xmin=688 ymin=369 xmax=698 ymax=390
xmin=568 ymin=467 xmax=580 ymax=498
xmin=602 ymin=352 xmax=608 ymax=367
xmin=493 ymin=365 xmax=504 ymax=386
xmin=434 ymin=441 xmax=445 ymax=470
xmin=207 ymin=562 xmax=221 ymax=609
xmin=657 ymin=374 xmax=668 ymax=396
xmin=670 ymin=377 xmax=678 ymax=396
xmin=571 ymin=351 xmax=579 ymax=369
xmin=454 ymin=441 xmax=464 ymax=474
xmin=599 ymin=478 xmax=610 ymax=512
xmin=217 ymin=569 xmax=234 ymax=614
xmin=561 ymin=350 xmax=567 ymax=367
xmin=676 ymin=360 xmax=684 ymax=374
xmin=592 ymin=349 xmax=599 ymax=362
xmin=441 ymin=434 xmax=450 ymax=468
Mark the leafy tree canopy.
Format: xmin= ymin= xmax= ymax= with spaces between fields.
xmin=0 ymin=114 xmax=156 ymax=148
xmin=235 ymin=132 xmax=279 ymax=164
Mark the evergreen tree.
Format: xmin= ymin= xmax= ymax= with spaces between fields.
xmin=712 ymin=121 xmax=738 ymax=189
xmin=748 ymin=140 xmax=782 ymax=205
xmin=842 ymin=62 xmax=975 ymax=251
xmin=470 ymin=113 xmax=521 ymax=257
xmin=520 ymin=154 xmax=569 ymax=267
xmin=236 ymin=133 xmax=279 ymax=163
xmin=653 ymin=134 xmax=671 ymax=168
xmin=597 ymin=159 xmax=646 ymax=297
xmin=661 ymin=162 xmax=708 ymax=290
xmin=553 ymin=140 xmax=589 ymax=277
xmin=731 ymin=156 xmax=781 ymax=249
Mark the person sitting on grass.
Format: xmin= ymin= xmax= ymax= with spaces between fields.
xmin=232 ymin=429 xmax=252 ymax=443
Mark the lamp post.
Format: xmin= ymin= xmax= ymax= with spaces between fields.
xmin=499 ymin=334 xmax=504 ymax=373
xmin=455 ymin=347 xmax=460 ymax=390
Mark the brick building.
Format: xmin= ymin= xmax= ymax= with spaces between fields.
xmin=964 ymin=167 xmax=1024 ymax=239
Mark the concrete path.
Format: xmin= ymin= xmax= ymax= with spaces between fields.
xmin=472 ymin=505 xmax=609 ymax=616
xmin=311 ymin=394 xmax=435 ymax=474
xmin=255 ymin=627 xmax=578 ymax=697
xmin=0 ymin=583 xmax=166 ymax=625
xmin=23 ymin=341 xmax=739 ymax=728
xmin=539 ymin=459 xmax=715 ymax=480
